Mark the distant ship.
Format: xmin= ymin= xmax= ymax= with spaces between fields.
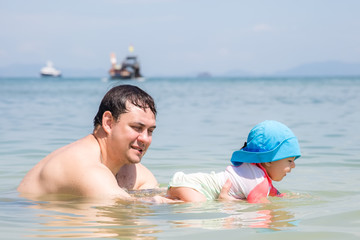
xmin=40 ymin=61 xmax=62 ymax=77
xmin=197 ymin=72 xmax=212 ymax=78
xmin=109 ymin=46 xmax=143 ymax=80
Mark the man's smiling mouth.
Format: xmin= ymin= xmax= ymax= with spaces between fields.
xmin=131 ymin=146 xmax=144 ymax=154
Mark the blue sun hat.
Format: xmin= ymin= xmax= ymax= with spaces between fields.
xmin=231 ymin=120 xmax=301 ymax=166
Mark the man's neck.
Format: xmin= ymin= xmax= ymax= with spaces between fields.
xmin=92 ymin=129 xmax=124 ymax=176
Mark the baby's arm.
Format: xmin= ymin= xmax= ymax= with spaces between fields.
xmin=218 ymin=179 xmax=239 ymax=201
xmin=167 ymin=187 xmax=207 ymax=202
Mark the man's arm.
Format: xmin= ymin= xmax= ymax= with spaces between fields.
xmin=76 ymin=165 xmax=133 ymax=200
xmin=135 ymin=163 xmax=159 ymax=189
xmin=116 ymin=163 xmax=159 ymax=190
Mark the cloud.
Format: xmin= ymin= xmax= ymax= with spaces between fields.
xmin=252 ymin=24 xmax=273 ymax=32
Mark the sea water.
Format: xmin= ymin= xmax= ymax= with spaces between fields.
xmin=0 ymin=76 xmax=359 ymax=239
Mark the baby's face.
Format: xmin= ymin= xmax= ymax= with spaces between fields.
xmin=265 ymin=157 xmax=296 ymax=181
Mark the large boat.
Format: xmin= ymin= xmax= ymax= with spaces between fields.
xmin=109 ymin=47 xmax=143 ymax=80
xmin=40 ymin=61 xmax=62 ymax=77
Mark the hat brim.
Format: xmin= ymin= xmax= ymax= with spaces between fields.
xmin=231 ymin=137 xmax=301 ymax=166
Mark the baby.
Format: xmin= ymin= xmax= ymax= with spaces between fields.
xmin=166 ymin=120 xmax=301 ymax=203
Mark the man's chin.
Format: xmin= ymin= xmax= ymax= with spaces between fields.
xmin=128 ymin=156 xmax=142 ymax=164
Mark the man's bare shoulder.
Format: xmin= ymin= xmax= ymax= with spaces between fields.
xmin=43 ymin=134 xmax=103 ymax=181
xmin=18 ymin=134 xmax=101 ymax=195
xmin=56 ymin=135 xmax=98 ymax=157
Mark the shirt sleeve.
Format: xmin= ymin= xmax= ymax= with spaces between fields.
xmin=227 ymin=164 xmax=270 ymax=203
xmin=246 ymin=178 xmax=271 ymax=203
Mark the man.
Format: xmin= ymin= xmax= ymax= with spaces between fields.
xmin=18 ymin=85 xmax=167 ymax=202
xmin=18 ymin=84 xmax=233 ymax=203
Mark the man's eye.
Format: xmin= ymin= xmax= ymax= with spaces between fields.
xmin=132 ymin=126 xmax=142 ymax=131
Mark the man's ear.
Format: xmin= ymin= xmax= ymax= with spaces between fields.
xmin=102 ymin=111 xmax=114 ymax=134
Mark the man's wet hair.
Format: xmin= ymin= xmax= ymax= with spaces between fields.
xmin=93 ymin=85 xmax=156 ymax=127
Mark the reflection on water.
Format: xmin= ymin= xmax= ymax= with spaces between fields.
xmin=26 ymin=197 xmax=159 ymax=239
xmin=167 ymin=199 xmax=298 ymax=231
xmin=17 ymin=190 xmax=312 ymax=239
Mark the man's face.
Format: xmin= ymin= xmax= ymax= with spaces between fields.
xmin=108 ymin=103 xmax=156 ymax=165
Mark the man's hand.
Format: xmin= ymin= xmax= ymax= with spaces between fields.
xmin=218 ymin=179 xmax=238 ymax=201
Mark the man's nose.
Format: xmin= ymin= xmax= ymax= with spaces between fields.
xmin=138 ymin=130 xmax=151 ymax=144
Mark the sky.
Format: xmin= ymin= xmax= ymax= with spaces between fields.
xmin=1 ymin=0 xmax=360 ymax=76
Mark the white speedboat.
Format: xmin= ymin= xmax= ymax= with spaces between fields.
xmin=40 ymin=61 xmax=62 ymax=77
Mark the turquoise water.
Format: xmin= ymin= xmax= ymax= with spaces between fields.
xmin=1 ymin=76 xmax=360 ymax=239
